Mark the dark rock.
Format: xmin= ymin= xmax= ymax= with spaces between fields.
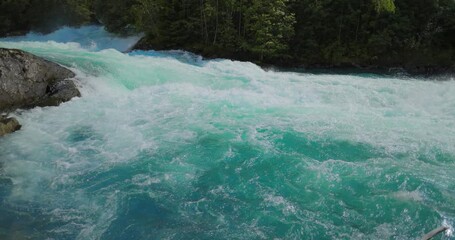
xmin=0 ymin=116 xmax=21 ymax=136
xmin=0 ymin=48 xmax=80 ymax=112
xmin=39 ymin=80 xmax=81 ymax=107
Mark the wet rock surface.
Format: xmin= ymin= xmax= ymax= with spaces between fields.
xmin=0 ymin=48 xmax=80 ymax=112
xmin=0 ymin=48 xmax=81 ymax=136
xmin=0 ymin=116 xmax=21 ymax=136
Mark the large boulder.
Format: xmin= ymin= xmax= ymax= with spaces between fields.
xmin=0 ymin=48 xmax=80 ymax=112
xmin=0 ymin=116 xmax=21 ymax=137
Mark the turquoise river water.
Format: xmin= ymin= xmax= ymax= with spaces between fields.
xmin=0 ymin=26 xmax=454 ymax=240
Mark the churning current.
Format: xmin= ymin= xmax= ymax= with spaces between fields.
xmin=0 ymin=26 xmax=454 ymax=240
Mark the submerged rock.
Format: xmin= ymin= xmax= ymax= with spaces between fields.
xmin=0 ymin=116 xmax=21 ymax=137
xmin=0 ymin=48 xmax=80 ymax=112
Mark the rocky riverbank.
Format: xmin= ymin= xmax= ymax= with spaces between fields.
xmin=0 ymin=48 xmax=80 ymax=136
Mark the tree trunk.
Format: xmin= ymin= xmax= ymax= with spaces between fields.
xmin=213 ymin=0 xmax=219 ymax=45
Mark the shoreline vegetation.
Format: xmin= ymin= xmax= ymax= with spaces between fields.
xmin=1 ymin=0 xmax=454 ymax=77
xmin=133 ymin=37 xmax=455 ymax=79
xmin=132 ymin=36 xmax=455 ymax=78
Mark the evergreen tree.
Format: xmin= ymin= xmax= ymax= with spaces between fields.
xmin=245 ymin=0 xmax=295 ymax=60
xmin=1 ymin=0 xmax=453 ymax=69
xmin=373 ymin=0 xmax=396 ymax=13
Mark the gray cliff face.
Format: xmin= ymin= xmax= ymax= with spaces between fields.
xmin=0 ymin=48 xmax=80 ymax=112
xmin=0 ymin=48 xmax=81 ymax=136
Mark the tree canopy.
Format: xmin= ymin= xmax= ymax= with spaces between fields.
xmin=1 ymin=0 xmax=453 ymax=70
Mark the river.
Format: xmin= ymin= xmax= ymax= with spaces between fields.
xmin=0 ymin=26 xmax=454 ymax=240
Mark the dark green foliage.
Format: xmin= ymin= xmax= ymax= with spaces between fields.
xmin=93 ymin=0 xmax=136 ymax=34
xmin=1 ymin=0 xmax=454 ymax=69
xmin=244 ymin=0 xmax=295 ymax=60
xmin=0 ymin=0 xmax=32 ymax=36
xmin=373 ymin=0 xmax=396 ymax=13
xmin=289 ymin=0 xmax=454 ymax=68
xmin=128 ymin=0 xmax=296 ymax=61
xmin=28 ymin=0 xmax=93 ymax=33
xmin=0 ymin=0 xmax=93 ymax=35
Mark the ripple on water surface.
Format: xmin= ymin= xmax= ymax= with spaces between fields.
xmin=0 ymin=27 xmax=455 ymax=239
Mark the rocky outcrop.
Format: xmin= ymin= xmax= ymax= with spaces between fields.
xmin=0 ymin=116 xmax=21 ymax=137
xmin=0 ymin=48 xmax=80 ymax=112
xmin=0 ymin=48 xmax=81 ymax=136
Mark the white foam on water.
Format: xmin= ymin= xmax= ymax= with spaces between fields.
xmin=392 ymin=190 xmax=424 ymax=202
xmin=444 ymin=219 xmax=454 ymax=237
xmin=1 ymin=26 xmax=455 ymax=239
xmin=2 ymin=25 xmax=142 ymax=52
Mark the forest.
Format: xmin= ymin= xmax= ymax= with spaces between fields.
xmin=1 ymin=0 xmax=454 ymax=71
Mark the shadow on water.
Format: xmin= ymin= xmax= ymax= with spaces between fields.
xmin=66 ymin=125 xmax=104 ymax=143
xmin=0 ymin=180 xmax=79 ymax=240
xmin=100 ymin=194 xmax=174 ymax=240
xmin=273 ymin=131 xmax=385 ymax=162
